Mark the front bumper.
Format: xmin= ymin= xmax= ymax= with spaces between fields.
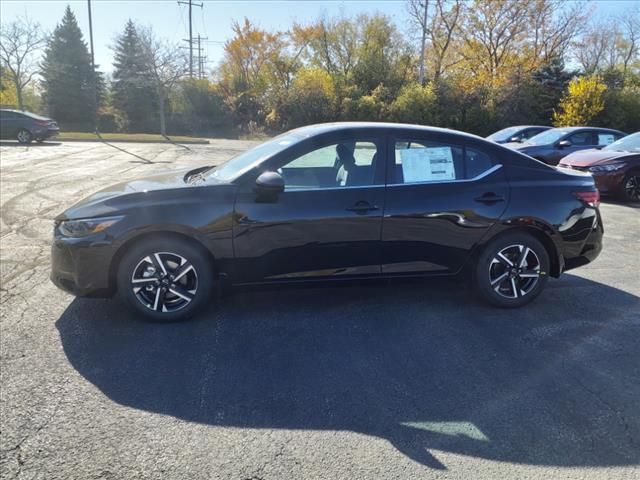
xmin=51 ymin=235 xmax=115 ymax=297
xmin=592 ymin=170 xmax=626 ymax=195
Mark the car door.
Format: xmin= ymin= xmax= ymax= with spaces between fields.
xmin=232 ymin=133 xmax=386 ymax=283
xmin=0 ymin=111 xmax=15 ymax=139
xmin=550 ymin=130 xmax=596 ymax=163
xmin=381 ymin=133 xmax=509 ymax=275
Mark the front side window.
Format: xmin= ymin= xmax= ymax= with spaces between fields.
xmin=281 ymin=140 xmax=380 ymax=190
xmin=393 ymin=140 xmax=493 ymax=184
xmin=567 ymin=131 xmax=593 ymax=146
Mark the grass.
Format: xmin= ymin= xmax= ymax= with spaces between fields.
xmin=56 ymin=131 xmax=209 ymax=144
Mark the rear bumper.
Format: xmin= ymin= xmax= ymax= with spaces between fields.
xmin=562 ymin=209 xmax=603 ymax=272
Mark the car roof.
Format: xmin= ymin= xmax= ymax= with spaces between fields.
xmin=288 ymin=122 xmax=488 ymax=142
xmin=548 ymin=126 xmax=625 ymax=134
xmin=0 ymin=108 xmax=50 ymax=120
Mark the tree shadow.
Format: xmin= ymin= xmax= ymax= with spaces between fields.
xmin=56 ymin=274 xmax=640 ymax=470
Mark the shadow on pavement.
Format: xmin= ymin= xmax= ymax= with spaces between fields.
xmin=56 ymin=274 xmax=640 ymax=470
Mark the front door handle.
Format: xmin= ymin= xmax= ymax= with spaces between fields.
xmin=474 ymin=192 xmax=505 ymax=205
xmin=347 ymin=201 xmax=379 ymax=214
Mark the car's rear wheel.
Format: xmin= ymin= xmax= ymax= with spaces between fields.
xmin=475 ymin=233 xmax=549 ymax=308
xmin=16 ymin=129 xmax=32 ymax=144
xmin=117 ymin=237 xmax=214 ymax=322
xmin=621 ymin=172 xmax=640 ymax=202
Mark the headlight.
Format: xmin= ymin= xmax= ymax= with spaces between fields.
xmin=58 ymin=215 xmax=123 ymax=237
xmin=588 ymin=163 xmax=625 ymax=172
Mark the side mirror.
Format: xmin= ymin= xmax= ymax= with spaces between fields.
xmin=254 ymin=171 xmax=284 ymax=202
xmin=509 ymin=135 xmax=521 ymax=143
xmin=557 ymin=140 xmax=571 ymax=148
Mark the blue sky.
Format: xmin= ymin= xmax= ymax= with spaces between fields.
xmin=1 ymin=0 xmax=636 ymax=75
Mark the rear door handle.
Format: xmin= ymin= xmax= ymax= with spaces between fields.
xmin=474 ymin=192 xmax=505 ymax=205
xmin=347 ymin=201 xmax=379 ymax=214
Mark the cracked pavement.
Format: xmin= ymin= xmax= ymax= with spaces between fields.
xmin=1 ymin=140 xmax=639 ymax=479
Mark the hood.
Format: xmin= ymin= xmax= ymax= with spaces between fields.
xmin=559 ymin=149 xmax=636 ymax=167
xmin=57 ymin=168 xmax=226 ymax=220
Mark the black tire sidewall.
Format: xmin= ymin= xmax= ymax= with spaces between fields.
xmin=117 ymin=237 xmax=214 ymax=322
xmin=475 ymin=233 xmax=550 ymax=308
xmin=621 ymin=172 xmax=640 ymax=202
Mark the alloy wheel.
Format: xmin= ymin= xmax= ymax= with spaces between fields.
xmin=624 ymin=175 xmax=640 ymax=201
xmin=17 ymin=130 xmax=31 ymax=143
xmin=131 ymin=252 xmax=198 ymax=313
xmin=489 ymin=244 xmax=541 ymax=299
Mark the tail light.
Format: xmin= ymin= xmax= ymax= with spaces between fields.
xmin=34 ymin=120 xmax=50 ymax=127
xmin=574 ymin=190 xmax=600 ymax=208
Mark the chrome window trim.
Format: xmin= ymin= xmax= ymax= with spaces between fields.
xmin=386 ymin=164 xmax=503 ymax=187
xmin=284 ymin=183 xmax=386 ymax=193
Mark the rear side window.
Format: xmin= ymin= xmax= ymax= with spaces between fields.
xmin=393 ymin=140 xmax=493 ymax=184
xmin=597 ymin=133 xmax=617 ymax=146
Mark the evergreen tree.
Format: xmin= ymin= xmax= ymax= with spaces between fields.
xmin=41 ymin=6 xmax=99 ymax=126
xmin=112 ymin=20 xmax=157 ymax=132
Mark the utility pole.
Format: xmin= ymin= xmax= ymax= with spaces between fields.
xmin=87 ymin=0 xmax=98 ymax=131
xmin=178 ymin=0 xmax=203 ymax=77
xmin=196 ymin=34 xmax=208 ymax=79
xmin=418 ymin=0 xmax=429 ymax=86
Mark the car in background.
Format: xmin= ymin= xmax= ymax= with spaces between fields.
xmin=504 ymin=127 xmax=626 ymax=165
xmin=51 ymin=122 xmax=603 ymax=322
xmin=487 ymin=125 xmax=551 ymax=144
xmin=559 ymin=132 xmax=640 ymax=202
xmin=0 ymin=109 xmax=60 ymax=144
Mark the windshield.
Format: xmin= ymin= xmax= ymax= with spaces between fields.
xmin=207 ymin=133 xmax=302 ymax=182
xmin=603 ymin=132 xmax=640 ymax=152
xmin=525 ymin=129 xmax=569 ymax=146
xmin=487 ymin=126 xmax=521 ymax=142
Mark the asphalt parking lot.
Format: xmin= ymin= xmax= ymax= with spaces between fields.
xmin=1 ymin=140 xmax=639 ymax=479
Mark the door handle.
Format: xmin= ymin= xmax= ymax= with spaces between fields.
xmin=474 ymin=192 xmax=505 ymax=204
xmin=347 ymin=201 xmax=379 ymax=214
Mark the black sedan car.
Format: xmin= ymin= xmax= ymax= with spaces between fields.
xmin=486 ymin=125 xmax=551 ymax=144
xmin=0 ymin=109 xmax=60 ymax=143
xmin=505 ymin=127 xmax=626 ymax=165
xmin=51 ymin=123 xmax=603 ymax=322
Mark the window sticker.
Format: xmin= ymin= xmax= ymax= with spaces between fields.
xmin=399 ymin=147 xmax=455 ymax=182
xmin=598 ymin=134 xmax=615 ymax=145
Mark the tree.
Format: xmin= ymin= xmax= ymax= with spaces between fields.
xmin=388 ymin=82 xmax=437 ymax=124
xmin=277 ymin=67 xmax=337 ymax=129
xmin=553 ymin=75 xmax=607 ymax=126
xmin=0 ymin=15 xmax=46 ymax=110
xmin=111 ymin=20 xmax=157 ymax=132
xmin=41 ymin=6 xmax=99 ymax=126
xmin=139 ymin=27 xmax=188 ymax=136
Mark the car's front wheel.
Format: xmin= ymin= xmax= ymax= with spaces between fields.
xmin=117 ymin=236 xmax=214 ymax=322
xmin=16 ymin=129 xmax=33 ymax=144
xmin=475 ymin=233 xmax=550 ymax=308
xmin=621 ymin=171 xmax=640 ymax=202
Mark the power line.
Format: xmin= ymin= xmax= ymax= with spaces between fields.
xmin=177 ymin=0 xmax=203 ymax=78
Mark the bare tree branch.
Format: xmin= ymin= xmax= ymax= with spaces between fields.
xmin=0 ymin=15 xmax=46 ymax=110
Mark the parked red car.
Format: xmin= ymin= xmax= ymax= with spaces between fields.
xmin=559 ymin=132 xmax=640 ymax=202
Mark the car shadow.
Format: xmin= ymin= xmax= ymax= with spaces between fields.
xmin=56 ymin=274 xmax=640 ymax=470
xmin=0 ymin=140 xmax=62 ymax=147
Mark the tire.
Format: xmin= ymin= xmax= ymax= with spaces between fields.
xmin=620 ymin=171 xmax=640 ymax=202
xmin=474 ymin=233 xmax=550 ymax=308
xmin=117 ymin=236 xmax=214 ymax=322
xmin=16 ymin=129 xmax=33 ymax=144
